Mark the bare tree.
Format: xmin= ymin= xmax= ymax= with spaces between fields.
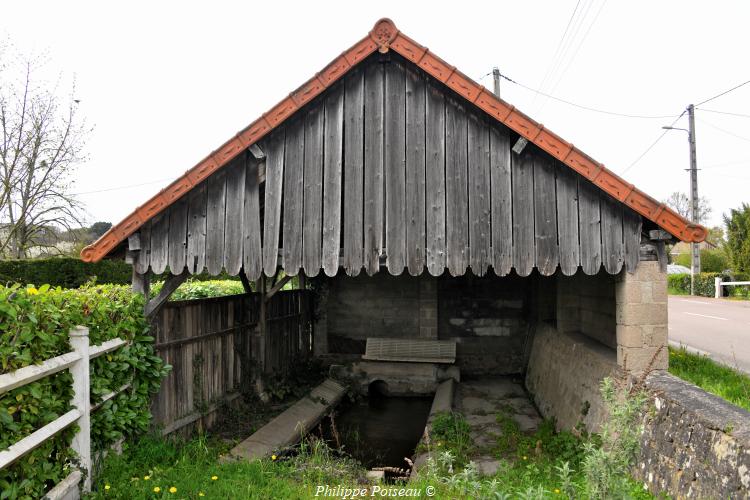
xmin=664 ymin=191 xmax=712 ymax=224
xmin=0 ymin=49 xmax=88 ymax=258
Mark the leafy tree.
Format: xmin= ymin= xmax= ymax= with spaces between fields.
xmin=0 ymin=49 xmax=89 ymax=258
xmin=724 ymin=203 xmax=750 ymax=273
xmin=674 ymin=248 xmax=728 ymax=273
xmin=89 ymin=221 xmax=112 ymax=239
xmin=664 ymin=191 xmax=712 ymax=223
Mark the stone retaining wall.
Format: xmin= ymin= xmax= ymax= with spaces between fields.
xmin=637 ymin=371 xmax=750 ymax=498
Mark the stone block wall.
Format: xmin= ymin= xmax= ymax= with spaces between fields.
xmin=636 ymin=371 xmax=750 ymax=498
xmin=557 ymin=271 xmax=617 ymax=348
xmin=526 ymin=323 xmax=619 ymax=432
xmin=615 ymin=261 xmax=668 ymax=372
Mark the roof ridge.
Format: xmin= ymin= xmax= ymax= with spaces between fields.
xmin=81 ymin=18 xmax=706 ymax=263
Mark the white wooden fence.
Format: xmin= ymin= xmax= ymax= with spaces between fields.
xmin=0 ymin=326 xmax=127 ymax=499
xmin=714 ymin=277 xmax=750 ymax=298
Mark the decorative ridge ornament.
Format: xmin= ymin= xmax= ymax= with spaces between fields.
xmin=369 ymin=18 xmax=398 ymax=53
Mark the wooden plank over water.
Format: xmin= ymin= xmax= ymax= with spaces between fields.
xmin=425 ymin=82 xmax=446 ymax=276
xmin=490 ymin=125 xmax=512 ymax=276
xmin=343 ymin=69 xmax=364 ymax=276
xmin=302 ymin=104 xmax=324 ymax=277
xmin=322 ymin=84 xmax=344 ymax=277
xmin=168 ymin=197 xmax=188 ymax=274
xmin=556 ymin=165 xmax=580 ymax=276
xmin=263 ymin=132 xmax=285 ymax=275
xmin=579 ymin=179 xmax=602 ymax=275
xmin=283 ymin=118 xmax=305 ymax=275
xmin=467 ymin=113 xmax=491 ymax=276
xmin=534 ymin=155 xmax=559 ymax=276
xmin=512 ymin=150 xmax=534 ymax=276
xmin=384 ymin=61 xmax=406 ymax=275
xmin=445 ymin=97 xmax=468 ymax=276
xmin=186 ymin=184 xmax=207 ymax=274
xmin=242 ymin=156 xmax=263 ymax=281
xmin=405 ymin=66 xmax=426 ymax=276
xmin=206 ymin=170 xmax=227 ymax=275
xmin=363 ymin=63 xmax=384 ymax=276
xmin=601 ymin=196 xmax=624 ymax=274
xmin=224 ymin=157 xmax=245 ymax=276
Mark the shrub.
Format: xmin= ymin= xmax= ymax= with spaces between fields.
xmin=150 ymin=280 xmax=246 ymax=301
xmin=0 ymin=258 xmax=132 ymax=288
xmin=0 ymin=284 xmax=170 ymax=499
xmin=673 ymin=248 xmax=728 ymax=273
xmin=667 ymin=272 xmax=723 ymax=297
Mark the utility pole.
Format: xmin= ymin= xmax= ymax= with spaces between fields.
xmin=687 ymin=104 xmax=701 ymax=296
xmin=492 ymin=67 xmax=501 ymax=98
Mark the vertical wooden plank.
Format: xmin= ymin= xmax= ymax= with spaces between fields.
xmin=205 ymin=170 xmax=227 ymax=276
xmin=168 ymin=197 xmax=188 ymax=274
xmin=343 ymin=69 xmax=364 ymax=276
xmin=467 ymin=113 xmax=491 ymax=276
xmin=624 ymin=209 xmax=642 ymax=273
xmin=322 ymin=84 xmax=344 ymax=277
xmin=405 ymin=66 xmax=426 ymax=276
xmin=534 ymin=155 xmax=559 ymax=276
xmin=556 ymin=166 xmax=580 ymax=276
xmin=384 ymin=61 xmax=406 ymax=275
xmin=444 ymin=97 xmax=469 ymax=276
xmin=490 ymin=125 xmax=512 ymax=276
xmin=601 ymin=195 xmax=624 ymax=274
xmin=150 ymin=212 xmax=169 ymax=274
xmin=303 ymin=104 xmax=324 ymax=277
xmin=224 ymin=157 xmax=245 ymax=276
xmin=242 ymin=156 xmax=262 ymax=281
xmin=186 ymin=185 xmax=207 ymax=274
xmin=364 ymin=63 xmax=384 ymax=276
xmin=578 ymin=179 xmax=602 ymax=275
xmin=511 ymin=149 xmax=534 ymax=276
xmin=263 ymin=131 xmax=285 ymax=276
xmin=425 ymin=82 xmax=446 ymax=276
xmin=135 ymin=222 xmax=151 ymax=274
xmin=283 ymin=118 xmax=305 ymax=275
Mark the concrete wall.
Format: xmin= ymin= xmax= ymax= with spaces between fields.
xmin=525 ymin=323 xmax=619 ymax=432
xmin=637 ymin=372 xmax=750 ymax=498
xmin=557 ymin=271 xmax=616 ymax=349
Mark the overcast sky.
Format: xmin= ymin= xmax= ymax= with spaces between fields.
xmin=3 ymin=1 xmax=749 ymax=230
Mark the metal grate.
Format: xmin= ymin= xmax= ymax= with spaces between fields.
xmin=362 ymin=338 xmax=456 ymax=364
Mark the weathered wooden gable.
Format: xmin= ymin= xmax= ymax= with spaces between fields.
xmin=134 ymin=52 xmax=641 ymax=279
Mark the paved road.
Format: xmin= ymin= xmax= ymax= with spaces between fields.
xmin=668 ymin=296 xmax=750 ymax=373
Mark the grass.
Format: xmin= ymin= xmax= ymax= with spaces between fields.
xmin=669 ymin=346 xmax=750 ymax=412
xmin=667 ymin=287 xmax=688 ymax=296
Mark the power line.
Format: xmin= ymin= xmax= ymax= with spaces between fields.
xmin=697 ymin=117 xmax=750 ymax=143
xmin=534 ymin=0 xmax=583 ymax=104
xmin=73 ymin=177 xmax=174 ymax=196
xmin=496 ymin=72 xmax=679 ymax=119
xmin=620 ymin=110 xmax=687 ymax=175
xmin=697 ymin=107 xmax=750 ymax=119
xmin=696 ymin=79 xmax=750 ymax=106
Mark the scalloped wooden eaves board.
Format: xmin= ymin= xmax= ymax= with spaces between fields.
xmin=81 ymin=18 xmax=707 ymax=263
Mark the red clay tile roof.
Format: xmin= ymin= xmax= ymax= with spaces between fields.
xmin=81 ymin=18 xmax=707 ymax=263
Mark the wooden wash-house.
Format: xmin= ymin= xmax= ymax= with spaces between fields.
xmin=82 ymin=19 xmax=706 ymax=430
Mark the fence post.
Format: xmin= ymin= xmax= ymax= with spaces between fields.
xmin=715 ymin=277 xmax=723 ymax=299
xmin=69 ymin=326 xmax=91 ymax=492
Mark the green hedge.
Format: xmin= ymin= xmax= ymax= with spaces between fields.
xmin=150 ymin=279 xmax=246 ymax=301
xmin=0 ymin=284 xmax=170 ymax=499
xmin=0 ymin=257 xmax=243 ymax=289
xmin=0 ymin=258 xmax=132 ymax=288
xmin=668 ymin=272 xmax=750 ymax=298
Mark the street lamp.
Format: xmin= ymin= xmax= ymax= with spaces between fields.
xmin=662 ymin=104 xmax=701 ymax=296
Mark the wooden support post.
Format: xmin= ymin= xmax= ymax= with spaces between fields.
xmin=265 ymin=275 xmax=293 ymax=302
xmin=132 ymin=268 xmax=150 ymax=300
xmin=239 ymin=269 xmax=253 ymax=293
xmin=145 ymin=271 xmax=189 ymax=318
xmin=255 ymin=277 xmax=268 ymax=397
xmin=69 ymin=326 xmax=91 ymax=492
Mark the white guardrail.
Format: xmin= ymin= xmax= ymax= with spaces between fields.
xmin=0 ymin=327 xmax=127 ymax=498
xmin=715 ymin=277 xmax=750 ymax=298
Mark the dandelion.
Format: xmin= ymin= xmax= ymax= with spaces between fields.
xmin=211 ymin=475 xmax=218 ymax=481
xmin=271 ymin=454 xmax=277 ymax=461
xmin=169 ymin=486 xmax=177 ymax=494
xmin=26 ymin=287 xmax=39 ymax=295
xmin=153 ymin=486 xmax=161 ymax=493
xmin=105 ymin=484 xmax=111 ymax=491
xmin=522 ymin=456 xmax=527 ymax=460
xmin=199 ymin=493 xmax=205 ymax=497
xmin=554 ymin=488 xmax=561 ymax=494
xmin=144 ymin=475 xmax=151 ymax=480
